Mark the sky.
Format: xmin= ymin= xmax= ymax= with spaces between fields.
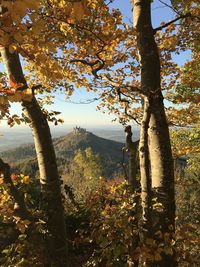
xmin=0 ymin=0 xmax=191 ymax=130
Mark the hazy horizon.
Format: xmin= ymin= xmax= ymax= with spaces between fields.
xmin=0 ymin=125 xmax=140 ymax=152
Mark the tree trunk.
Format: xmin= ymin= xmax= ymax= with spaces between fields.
xmin=139 ymin=98 xmax=152 ymax=236
xmin=132 ymin=1 xmax=176 ymax=266
xmin=125 ymin=126 xmax=139 ymax=267
xmin=125 ymin=125 xmax=139 ymax=190
xmin=0 ymin=48 xmax=68 ymax=267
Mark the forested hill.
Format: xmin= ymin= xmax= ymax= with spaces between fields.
xmin=0 ymin=128 xmax=127 ymax=177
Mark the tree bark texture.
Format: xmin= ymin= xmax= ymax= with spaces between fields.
xmin=125 ymin=126 xmax=139 ymax=267
xmin=0 ymin=48 xmax=68 ymax=267
xmin=125 ymin=125 xmax=139 ymax=190
xmin=132 ymin=1 xmax=176 ymax=266
xmin=139 ymin=98 xmax=152 ymax=235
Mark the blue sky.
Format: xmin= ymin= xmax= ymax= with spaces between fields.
xmin=0 ymin=0 xmax=190 ymax=130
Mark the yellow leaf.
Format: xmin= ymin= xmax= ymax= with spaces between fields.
xmin=159 ymin=44 xmax=164 ymax=49
xmin=22 ymin=175 xmax=30 ymax=184
xmin=9 ymin=44 xmax=17 ymax=54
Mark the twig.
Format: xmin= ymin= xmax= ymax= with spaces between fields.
xmin=158 ymin=0 xmax=180 ymax=15
xmin=153 ymin=13 xmax=191 ymax=33
xmin=124 ymin=106 xmax=141 ymax=125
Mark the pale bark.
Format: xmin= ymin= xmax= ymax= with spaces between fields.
xmin=0 ymin=48 xmax=68 ymax=267
xmin=22 ymin=97 xmax=68 ymax=267
xmin=139 ymin=98 xmax=152 ymax=235
xmin=132 ymin=1 xmax=176 ymax=266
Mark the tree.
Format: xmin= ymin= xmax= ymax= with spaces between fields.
xmin=0 ymin=4 xmax=117 ymax=265
xmin=0 ymin=1 xmax=199 ymax=266
xmin=125 ymin=125 xmax=139 ymax=190
xmin=131 ymin=2 xmax=176 ymax=266
xmin=0 ymin=3 xmax=68 ymax=265
xmin=63 ymin=147 xmax=103 ymax=200
xmin=0 ymin=47 xmax=68 ymax=266
xmin=66 ymin=2 xmax=199 ymax=266
xmin=69 ymin=2 xmax=199 ymax=265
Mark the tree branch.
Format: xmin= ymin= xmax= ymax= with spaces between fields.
xmin=158 ymin=0 xmax=180 ymax=15
xmin=124 ymin=106 xmax=141 ymax=125
xmin=153 ymin=13 xmax=191 ymax=33
xmin=70 ymin=53 xmax=105 ymax=78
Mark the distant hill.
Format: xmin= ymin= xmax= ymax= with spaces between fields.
xmin=0 ymin=128 xmax=128 ymax=177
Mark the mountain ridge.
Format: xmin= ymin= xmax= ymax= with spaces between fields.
xmin=0 ymin=128 xmax=129 ymax=177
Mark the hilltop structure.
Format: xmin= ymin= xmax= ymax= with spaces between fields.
xmin=73 ymin=126 xmax=86 ymax=135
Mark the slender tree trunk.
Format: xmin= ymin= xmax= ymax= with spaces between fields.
xmin=132 ymin=1 xmax=176 ymax=266
xmin=125 ymin=126 xmax=139 ymax=267
xmin=139 ymin=98 xmax=152 ymax=236
xmin=0 ymin=48 xmax=68 ymax=267
xmin=23 ymin=97 xmax=68 ymax=267
xmin=125 ymin=125 xmax=139 ymax=190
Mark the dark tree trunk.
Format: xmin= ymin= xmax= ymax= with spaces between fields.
xmin=125 ymin=126 xmax=139 ymax=267
xmin=132 ymin=1 xmax=176 ymax=266
xmin=125 ymin=125 xmax=139 ymax=190
xmin=0 ymin=48 xmax=68 ymax=267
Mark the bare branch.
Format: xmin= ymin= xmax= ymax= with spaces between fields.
xmin=65 ymin=96 xmax=100 ymax=104
xmin=70 ymin=57 xmax=105 ymax=78
xmin=124 ymin=106 xmax=141 ymax=125
xmin=70 ymin=59 xmax=99 ymax=67
xmin=153 ymin=13 xmax=191 ymax=33
xmin=158 ymin=0 xmax=180 ymax=15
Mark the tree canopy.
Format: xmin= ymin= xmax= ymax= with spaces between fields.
xmin=0 ymin=1 xmax=199 ymax=266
